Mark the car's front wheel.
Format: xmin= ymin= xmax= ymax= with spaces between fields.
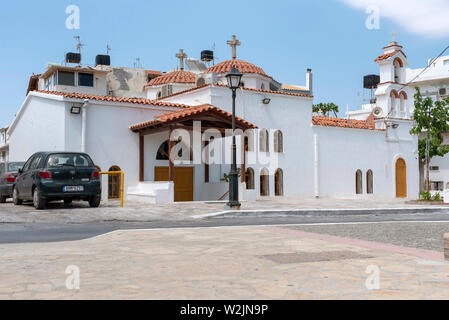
xmin=89 ymin=194 xmax=101 ymax=208
xmin=13 ymin=188 xmax=22 ymax=205
xmin=0 ymin=195 xmax=6 ymax=203
xmin=33 ymin=188 xmax=46 ymax=210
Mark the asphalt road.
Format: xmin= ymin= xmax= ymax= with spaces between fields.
xmin=1 ymin=210 xmax=449 ymax=247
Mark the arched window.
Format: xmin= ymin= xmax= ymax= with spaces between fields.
xmin=108 ymin=166 xmax=121 ymax=199
xmin=261 ymin=83 xmax=265 ymax=90
xmin=275 ymin=169 xmax=284 ymax=196
xmin=156 ymin=140 xmax=191 ymax=161
xmin=157 ymin=91 xmax=162 ymax=99
xmin=260 ymin=168 xmax=269 ymax=196
xmin=390 ymin=90 xmax=399 ymax=113
xmin=356 ymin=170 xmax=363 ymax=194
xmin=243 ymin=130 xmax=254 ymax=152
xmin=274 ymin=130 xmax=283 ymax=153
xmin=399 ymin=91 xmax=407 ymax=112
xmin=393 ymin=58 xmax=403 ymax=83
xmin=366 ymin=170 xmax=373 ymax=194
xmin=259 ymin=129 xmax=269 ymax=152
xmin=246 ymin=168 xmax=255 ymax=190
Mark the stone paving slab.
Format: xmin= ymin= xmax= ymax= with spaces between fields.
xmin=1 ymin=198 xmax=448 ymax=225
xmin=0 ymin=225 xmax=448 ymax=300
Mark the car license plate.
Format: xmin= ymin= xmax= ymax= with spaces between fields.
xmin=63 ymin=186 xmax=84 ymax=192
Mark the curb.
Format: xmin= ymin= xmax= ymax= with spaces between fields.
xmin=192 ymin=207 xmax=449 ymax=219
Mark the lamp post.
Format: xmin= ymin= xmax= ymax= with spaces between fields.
xmin=226 ymin=67 xmax=243 ymax=209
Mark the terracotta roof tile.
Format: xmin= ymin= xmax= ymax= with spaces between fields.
xmin=312 ymin=115 xmax=378 ymax=130
xmin=205 ymin=59 xmax=270 ymax=78
xmin=374 ymin=50 xmax=406 ymax=62
xmin=157 ymin=83 xmax=313 ymax=100
xmin=146 ymin=70 xmax=195 ymax=86
xmin=33 ymin=90 xmax=190 ymax=108
xmin=130 ymin=104 xmax=257 ymax=131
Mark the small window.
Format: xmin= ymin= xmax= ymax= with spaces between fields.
xmin=259 ymin=129 xmax=269 ymax=152
xmin=431 ymin=181 xmax=444 ymax=191
xmin=275 ymin=169 xmax=284 ymax=196
xmin=430 ymin=166 xmax=440 ymax=171
xmin=58 ymin=71 xmax=75 ymax=86
xmin=356 ymin=170 xmax=363 ymax=194
xmin=246 ymin=168 xmax=255 ymax=190
xmin=366 ymin=170 xmax=373 ymax=194
xmin=260 ymin=168 xmax=269 ymax=196
xmin=78 ymin=73 xmax=94 ymax=87
xmin=274 ymin=130 xmax=283 ymax=153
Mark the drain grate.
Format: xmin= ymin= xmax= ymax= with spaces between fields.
xmin=260 ymin=251 xmax=374 ymax=264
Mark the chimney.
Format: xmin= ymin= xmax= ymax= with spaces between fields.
xmin=306 ymin=68 xmax=313 ymax=95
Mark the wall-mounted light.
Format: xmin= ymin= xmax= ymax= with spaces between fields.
xmin=262 ymin=98 xmax=271 ymax=105
xmin=70 ymin=106 xmax=81 ymax=114
xmin=392 ymin=124 xmax=399 ymax=129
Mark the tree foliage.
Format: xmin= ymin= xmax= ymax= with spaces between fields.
xmin=410 ymin=87 xmax=449 ymax=159
xmin=313 ymin=102 xmax=339 ymax=117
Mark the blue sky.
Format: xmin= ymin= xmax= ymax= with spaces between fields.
xmin=0 ymin=0 xmax=447 ymax=128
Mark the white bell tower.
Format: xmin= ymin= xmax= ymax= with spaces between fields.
xmin=374 ymin=33 xmax=411 ymax=120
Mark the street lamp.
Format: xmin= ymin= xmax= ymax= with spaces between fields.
xmin=226 ymin=67 xmax=243 ymax=209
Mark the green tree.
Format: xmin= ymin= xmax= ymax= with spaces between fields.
xmin=313 ymin=102 xmax=339 ymax=117
xmin=410 ymin=87 xmax=449 ymax=191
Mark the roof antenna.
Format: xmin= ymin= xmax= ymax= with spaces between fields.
xmin=106 ymin=44 xmax=111 ymax=55
xmin=74 ymin=36 xmax=86 ymax=66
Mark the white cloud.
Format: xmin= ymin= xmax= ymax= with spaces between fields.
xmin=341 ymin=0 xmax=449 ymax=38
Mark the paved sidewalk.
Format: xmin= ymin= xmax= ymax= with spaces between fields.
xmin=1 ymin=225 xmax=448 ymax=299
xmin=1 ymin=198 xmax=448 ymax=225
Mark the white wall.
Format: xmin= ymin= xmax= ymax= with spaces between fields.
xmin=9 ymin=96 xmax=66 ymax=161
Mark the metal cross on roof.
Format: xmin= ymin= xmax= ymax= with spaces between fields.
xmin=227 ymin=35 xmax=241 ymax=60
xmin=176 ymin=49 xmax=188 ymax=70
xmin=392 ymin=30 xmax=397 ymax=43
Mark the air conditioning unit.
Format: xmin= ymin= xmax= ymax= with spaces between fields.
xmin=373 ymin=106 xmax=384 ymax=117
xmin=161 ymin=84 xmax=173 ymax=97
xmin=439 ymin=88 xmax=447 ymax=96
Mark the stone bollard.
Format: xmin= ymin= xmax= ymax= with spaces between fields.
xmin=444 ymin=234 xmax=449 ymax=261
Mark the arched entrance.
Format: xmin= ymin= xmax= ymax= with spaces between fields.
xmin=395 ymin=158 xmax=407 ymax=198
xmin=108 ymin=166 xmax=121 ymax=199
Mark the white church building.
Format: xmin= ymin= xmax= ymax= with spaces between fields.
xmin=6 ymin=36 xmax=420 ymax=203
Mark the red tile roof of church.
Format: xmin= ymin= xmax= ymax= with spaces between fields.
xmin=312 ymin=114 xmax=378 ymax=130
xmin=130 ymin=104 xmax=257 ymax=131
xmin=32 ymin=90 xmax=190 ymax=108
xmin=146 ymin=70 xmax=195 ymax=86
xmin=205 ymin=59 xmax=270 ymax=78
xmin=374 ymin=50 xmax=406 ymax=62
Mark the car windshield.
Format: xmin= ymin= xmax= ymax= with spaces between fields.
xmin=46 ymin=154 xmax=92 ymax=168
xmin=7 ymin=162 xmax=25 ymax=172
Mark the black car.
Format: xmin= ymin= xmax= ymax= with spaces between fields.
xmin=0 ymin=162 xmax=25 ymax=203
xmin=13 ymin=152 xmax=101 ymax=209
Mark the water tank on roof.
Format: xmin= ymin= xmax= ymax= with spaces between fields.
xmin=66 ymin=52 xmax=81 ymax=64
xmin=201 ymin=50 xmax=214 ymax=62
xmin=364 ymin=74 xmax=380 ymax=89
xmin=95 ymin=54 xmax=111 ymax=66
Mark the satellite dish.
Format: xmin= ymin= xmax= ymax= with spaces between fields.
xmin=373 ymin=106 xmax=384 ymax=117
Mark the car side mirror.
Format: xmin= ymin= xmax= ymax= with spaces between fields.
xmin=18 ymin=169 xmax=23 ymax=175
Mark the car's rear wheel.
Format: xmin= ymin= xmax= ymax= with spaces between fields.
xmin=33 ymin=188 xmax=46 ymax=210
xmin=89 ymin=194 xmax=101 ymax=208
xmin=0 ymin=196 xmax=6 ymax=203
xmin=13 ymin=188 xmax=22 ymax=205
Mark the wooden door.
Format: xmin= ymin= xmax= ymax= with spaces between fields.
xmin=395 ymin=158 xmax=407 ymax=198
xmin=154 ymin=167 xmax=194 ymax=202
